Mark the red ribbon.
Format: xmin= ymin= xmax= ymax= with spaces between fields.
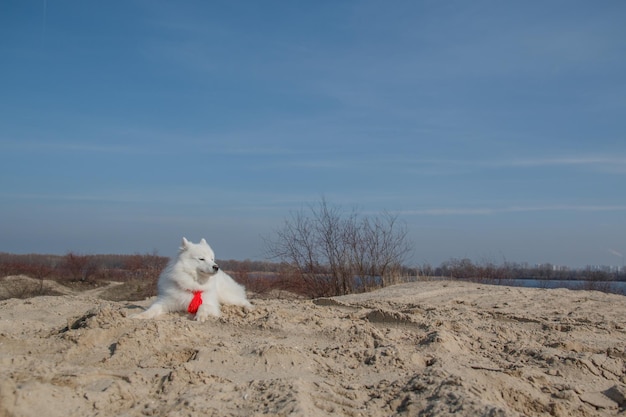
xmin=187 ymin=291 xmax=203 ymax=314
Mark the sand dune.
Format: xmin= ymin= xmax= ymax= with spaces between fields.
xmin=1 ymin=280 xmax=625 ymax=416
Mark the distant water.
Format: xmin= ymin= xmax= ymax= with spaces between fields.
xmin=489 ymin=278 xmax=626 ymax=295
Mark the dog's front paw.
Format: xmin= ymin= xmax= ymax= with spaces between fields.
xmin=194 ymin=311 xmax=220 ymax=322
xmin=131 ymin=306 xmax=162 ymax=319
xmin=195 ymin=303 xmax=220 ymax=321
xmin=194 ymin=313 xmax=208 ymax=323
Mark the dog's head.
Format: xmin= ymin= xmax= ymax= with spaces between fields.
xmin=180 ymin=237 xmax=220 ymax=283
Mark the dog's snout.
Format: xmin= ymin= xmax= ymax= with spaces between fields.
xmin=212 ymin=264 xmax=219 ymax=272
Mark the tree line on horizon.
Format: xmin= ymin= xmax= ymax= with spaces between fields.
xmin=1 ymin=199 xmax=624 ymax=299
xmin=1 ymin=251 xmax=625 ymax=300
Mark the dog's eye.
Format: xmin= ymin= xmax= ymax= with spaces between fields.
xmin=198 ymin=257 xmax=206 ymax=261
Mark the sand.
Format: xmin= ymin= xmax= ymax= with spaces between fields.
xmin=0 ymin=279 xmax=625 ymax=416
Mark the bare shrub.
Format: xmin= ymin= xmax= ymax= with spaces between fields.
xmin=0 ymin=276 xmax=63 ymax=300
xmin=265 ymin=198 xmax=413 ymax=296
xmin=60 ymin=252 xmax=100 ymax=282
xmin=257 ymin=267 xmax=333 ymax=298
xmin=99 ymin=253 xmax=167 ymax=300
xmin=98 ymin=279 xmax=158 ymax=301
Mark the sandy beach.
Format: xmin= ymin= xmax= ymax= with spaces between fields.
xmin=1 ymin=279 xmax=625 ymax=416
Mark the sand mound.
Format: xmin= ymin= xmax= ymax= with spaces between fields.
xmin=1 ymin=281 xmax=625 ymax=416
xmin=0 ymin=275 xmax=74 ymax=299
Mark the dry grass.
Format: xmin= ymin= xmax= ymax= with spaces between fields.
xmin=0 ymin=275 xmax=67 ymax=299
xmin=97 ymin=279 xmax=157 ymax=301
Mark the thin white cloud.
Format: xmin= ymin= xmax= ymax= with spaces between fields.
xmin=403 ymin=205 xmax=626 ymax=216
xmin=500 ymin=155 xmax=626 ymax=175
xmin=2 ymin=139 xmax=145 ymax=154
xmin=398 ymin=155 xmax=626 ymax=174
xmin=1 ymin=136 xmax=301 ymax=158
xmin=259 ymin=152 xmax=626 ymax=175
xmin=507 ymin=156 xmax=626 ymax=168
xmin=1 ymin=191 xmax=155 ymax=204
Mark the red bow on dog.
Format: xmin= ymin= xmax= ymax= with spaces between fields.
xmin=188 ymin=291 xmax=203 ymax=314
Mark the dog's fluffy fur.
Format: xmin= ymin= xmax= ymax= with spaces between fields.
xmin=133 ymin=238 xmax=252 ymax=322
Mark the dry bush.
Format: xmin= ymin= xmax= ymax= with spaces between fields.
xmin=230 ymin=267 xmax=334 ymax=299
xmin=265 ymin=198 xmax=413 ymax=296
xmin=0 ymin=255 xmax=56 ymax=280
xmin=0 ymin=276 xmax=64 ymax=300
xmin=0 ymin=257 xmax=58 ymax=300
xmin=98 ymin=279 xmax=158 ymax=302
xmin=98 ymin=254 xmax=167 ymax=301
xmin=231 ymin=270 xmax=274 ymax=295
xmin=578 ymin=280 xmax=623 ymax=295
xmin=59 ymin=252 xmax=101 ymax=283
xmin=256 ymin=266 xmax=336 ymax=299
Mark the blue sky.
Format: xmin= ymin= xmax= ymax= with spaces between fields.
xmin=1 ymin=1 xmax=625 ymax=268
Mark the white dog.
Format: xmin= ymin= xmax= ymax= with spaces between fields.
xmin=133 ymin=237 xmax=252 ymax=322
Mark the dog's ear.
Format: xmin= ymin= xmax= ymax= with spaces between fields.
xmin=181 ymin=237 xmax=190 ymax=250
xmin=200 ymin=238 xmax=208 ymax=246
